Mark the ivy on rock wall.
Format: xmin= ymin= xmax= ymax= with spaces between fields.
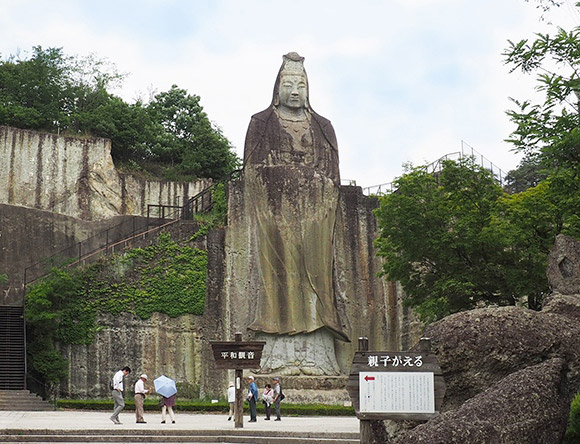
xmin=90 ymin=232 xmax=207 ymax=321
xmin=25 ymin=232 xmax=207 ymax=384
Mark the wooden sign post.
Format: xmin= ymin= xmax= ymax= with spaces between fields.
xmin=210 ymin=333 xmax=265 ymax=428
xmin=347 ymin=337 xmax=445 ymax=444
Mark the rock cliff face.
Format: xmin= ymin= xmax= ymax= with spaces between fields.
xmin=0 ymin=126 xmax=209 ymax=221
xmin=59 ymin=312 xmax=205 ymax=398
xmin=0 ymin=126 xmax=209 ymax=304
xmin=1 ymin=125 xmax=419 ymax=401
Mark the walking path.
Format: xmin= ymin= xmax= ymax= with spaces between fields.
xmin=0 ymin=409 xmax=359 ymax=434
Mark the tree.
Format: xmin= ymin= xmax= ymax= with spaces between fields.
xmin=0 ymin=46 xmax=124 ymax=134
xmin=503 ymin=3 xmax=580 ymax=248
xmin=0 ymin=47 xmax=240 ymax=181
xmin=504 ymin=154 xmax=549 ymax=193
xmin=504 ymin=24 xmax=580 ymax=173
xmin=375 ymin=158 xmax=511 ymax=322
xmin=375 ymin=155 xmax=580 ymax=321
xmin=146 ymin=85 xmax=239 ymax=180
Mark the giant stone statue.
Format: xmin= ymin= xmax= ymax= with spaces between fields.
xmin=243 ymin=52 xmax=349 ymax=375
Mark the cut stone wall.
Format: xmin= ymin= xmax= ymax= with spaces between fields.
xmin=0 ymin=125 xmax=209 ymax=304
xmin=0 ymin=126 xmax=210 ymax=221
xmin=0 ymin=126 xmax=420 ymax=401
xmin=59 ymin=312 xmax=205 ymax=399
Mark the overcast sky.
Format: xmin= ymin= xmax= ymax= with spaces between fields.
xmin=1 ymin=0 xmax=579 ymax=189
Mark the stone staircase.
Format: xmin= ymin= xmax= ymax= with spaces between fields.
xmin=0 ymin=429 xmax=359 ymax=443
xmin=0 ymin=305 xmax=25 ymax=390
xmin=0 ymin=390 xmax=53 ymax=411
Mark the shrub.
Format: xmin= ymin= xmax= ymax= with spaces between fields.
xmin=565 ymin=389 xmax=580 ymax=444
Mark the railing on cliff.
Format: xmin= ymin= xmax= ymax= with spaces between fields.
xmin=360 ymin=141 xmax=507 ymax=196
xmin=23 ymin=215 xmax=151 ymax=288
xmin=22 ymin=169 xmax=242 ymax=289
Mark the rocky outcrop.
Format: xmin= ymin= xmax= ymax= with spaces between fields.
xmin=394 ymin=358 xmax=569 ymax=444
xmin=547 ymin=234 xmax=580 ymax=295
xmin=392 ymin=235 xmax=580 ymax=443
xmin=423 ymin=306 xmax=580 ymax=412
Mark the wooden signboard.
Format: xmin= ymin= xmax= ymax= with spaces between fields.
xmin=210 ymin=341 xmax=266 ymax=369
xmin=210 ymin=334 xmax=266 ymax=429
xmin=347 ymin=338 xmax=445 ymax=422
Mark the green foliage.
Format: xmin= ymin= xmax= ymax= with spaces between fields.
xmin=374 ymin=156 xmax=580 ymax=321
xmin=25 ymin=231 xmax=208 ymax=387
xmin=565 ymin=389 xmax=580 ymax=444
xmin=504 ymin=19 xmax=580 ymax=178
xmin=375 ymin=158 xmax=511 ymax=321
xmin=0 ymin=46 xmax=124 ymax=133
xmin=504 ymin=154 xmax=549 ymax=193
xmin=0 ymin=46 xmax=240 ymax=181
xmin=192 ymin=183 xmax=228 ymax=231
xmin=102 ymin=232 xmax=208 ymax=319
xmin=145 ymin=85 xmax=240 ymax=181
xmin=0 ymin=273 xmax=8 ymax=284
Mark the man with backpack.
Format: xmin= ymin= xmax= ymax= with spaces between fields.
xmin=110 ymin=366 xmax=131 ymax=424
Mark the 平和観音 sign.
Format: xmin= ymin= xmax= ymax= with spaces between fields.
xmin=359 ymin=372 xmax=435 ymax=414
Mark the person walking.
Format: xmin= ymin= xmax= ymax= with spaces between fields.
xmin=262 ymin=383 xmax=274 ymax=420
xmin=110 ymin=366 xmax=131 ymax=424
xmin=272 ymin=377 xmax=283 ymax=421
xmin=247 ymin=376 xmax=258 ymax=422
xmin=227 ymin=381 xmax=235 ymax=421
xmin=160 ymin=393 xmax=176 ymax=424
xmin=134 ymin=374 xmax=149 ymax=423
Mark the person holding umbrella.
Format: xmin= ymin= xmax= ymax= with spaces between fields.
xmin=154 ymin=375 xmax=177 ymax=424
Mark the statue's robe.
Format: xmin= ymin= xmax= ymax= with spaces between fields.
xmin=243 ymin=106 xmax=348 ymax=341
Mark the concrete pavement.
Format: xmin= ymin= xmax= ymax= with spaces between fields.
xmin=0 ymin=409 xmax=358 ymax=432
xmin=0 ymin=410 xmax=360 ymax=443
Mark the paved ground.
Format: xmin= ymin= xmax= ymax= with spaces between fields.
xmin=0 ymin=410 xmax=359 ymax=434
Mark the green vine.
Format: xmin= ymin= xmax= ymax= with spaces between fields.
xmin=25 ymin=231 xmax=208 ymax=385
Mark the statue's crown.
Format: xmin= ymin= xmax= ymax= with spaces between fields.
xmin=281 ymin=52 xmax=305 ymax=76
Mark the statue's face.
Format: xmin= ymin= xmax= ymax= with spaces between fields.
xmin=278 ymin=74 xmax=307 ymax=110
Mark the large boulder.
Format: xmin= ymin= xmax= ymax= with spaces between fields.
xmin=423 ymin=306 xmax=579 ymax=411
xmin=394 ymin=358 xmax=569 ymax=444
xmin=392 ymin=235 xmax=580 ymax=443
xmin=547 ymin=234 xmax=580 ymax=295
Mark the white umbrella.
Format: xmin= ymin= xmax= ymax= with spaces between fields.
xmin=153 ymin=375 xmax=177 ymax=398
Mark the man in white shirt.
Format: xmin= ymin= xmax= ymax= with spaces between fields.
xmin=134 ymin=374 xmax=149 ymax=423
xmin=110 ymin=366 xmax=131 ymax=424
xmin=227 ymin=381 xmax=235 ymax=421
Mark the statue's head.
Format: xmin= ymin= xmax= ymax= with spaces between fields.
xmin=273 ymin=52 xmax=311 ymax=111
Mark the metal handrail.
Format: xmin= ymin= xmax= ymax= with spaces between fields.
xmin=362 ymin=144 xmax=506 ymax=196
xmin=22 ymin=168 xmax=240 ymax=288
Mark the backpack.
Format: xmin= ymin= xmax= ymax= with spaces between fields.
xmin=280 ymin=387 xmax=285 ymax=401
xmin=109 ymin=379 xmax=114 ymax=390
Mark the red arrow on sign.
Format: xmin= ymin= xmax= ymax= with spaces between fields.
xmin=364 ymin=375 xmax=375 ymax=381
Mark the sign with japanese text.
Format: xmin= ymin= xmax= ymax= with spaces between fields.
xmin=347 ymin=347 xmax=445 ymax=421
xmin=209 ymin=341 xmax=266 ymax=369
xmin=359 ymin=372 xmax=435 ymax=414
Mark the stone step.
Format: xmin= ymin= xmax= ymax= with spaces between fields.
xmin=0 ymin=390 xmax=53 ymax=411
xmin=0 ymin=429 xmax=360 ymax=443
